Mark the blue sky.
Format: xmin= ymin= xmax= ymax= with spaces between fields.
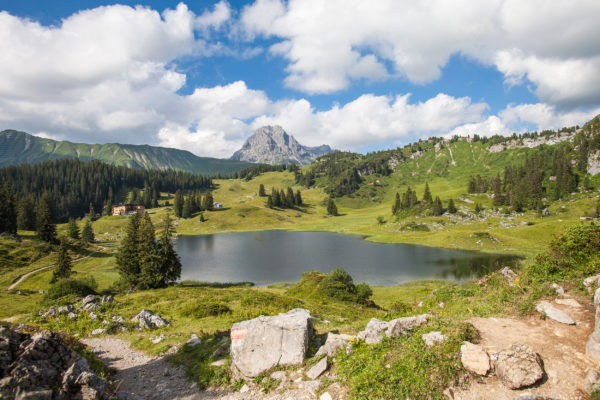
xmin=1 ymin=1 xmax=599 ymax=157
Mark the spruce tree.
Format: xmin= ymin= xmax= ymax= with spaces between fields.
xmin=182 ymin=196 xmax=192 ymax=219
xmin=272 ymin=188 xmax=280 ymax=207
xmin=66 ymin=218 xmax=80 ymax=240
xmin=266 ymin=195 xmax=274 ymax=209
xmin=173 ymin=190 xmax=184 ymax=217
xmin=89 ymin=202 xmax=96 ymax=221
xmin=432 ymin=196 xmax=443 ymax=216
xmin=447 ymin=198 xmax=457 ymax=214
xmin=423 ymin=182 xmax=433 ymax=205
xmin=295 ymin=190 xmax=303 ymax=206
xmin=327 ymin=198 xmax=338 ymax=216
xmin=116 ymin=213 xmax=141 ymax=289
xmin=36 ymin=195 xmax=57 ymax=243
xmin=104 ymin=199 xmax=113 ymax=216
xmin=0 ymin=183 xmax=17 ymax=234
xmin=474 ymin=202 xmax=483 ymax=214
xmin=258 ymin=184 xmax=266 ymax=197
xmin=17 ymin=196 xmax=36 ymax=231
xmin=154 ymin=213 xmax=182 ymax=288
xmin=202 ymin=192 xmax=214 ymax=211
xmin=392 ymin=192 xmax=401 ymax=215
xmin=51 ymin=237 xmax=72 ymax=283
xmin=137 ymin=213 xmax=158 ymax=289
xmin=81 ymin=218 xmax=95 ymax=243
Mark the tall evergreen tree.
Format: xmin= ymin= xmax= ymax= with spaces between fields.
xmin=17 ymin=196 xmax=36 ymax=231
xmin=202 ymin=192 xmax=214 ymax=211
xmin=327 ymin=198 xmax=338 ymax=216
xmin=137 ymin=213 xmax=158 ymax=289
xmin=81 ymin=218 xmax=95 ymax=243
xmin=295 ymin=190 xmax=303 ymax=206
xmin=36 ymin=194 xmax=57 ymax=243
xmin=66 ymin=218 xmax=80 ymax=240
xmin=116 ymin=213 xmax=141 ymax=289
xmin=182 ymin=196 xmax=192 ymax=219
xmin=88 ymin=202 xmax=96 ymax=221
xmin=392 ymin=192 xmax=401 ymax=215
xmin=173 ymin=190 xmax=184 ymax=217
xmin=492 ymin=174 xmax=504 ymax=206
xmin=447 ymin=198 xmax=457 ymax=214
xmin=286 ymin=187 xmax=295 ymax=207
xmin=104 ymin=198 xmax=113 ymax=216
xmin=271 ymin=188 xmax=280 ymax=207
xmin=154 ymin=213 xmax=182 ymax=288
xmin=432 ymin=196 xmax=444 ymax=216
xmin=51 ymin=237 xmax=72 ymax=283
xmin=258 ymin=184 xmax=266 ymax=197
xmin=0 ymin=183 xmax=17 ymax=234
xmin=422 ymin=182 xmax=433 ymax=205
xmin=266 ymin=195 xmax=274 ymax=209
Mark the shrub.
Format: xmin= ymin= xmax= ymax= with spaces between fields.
xmin=46 ymin=277 xmax=97 ymax=300
xmin=321 ymin=268 xmax=373 ymax=305
xmin=181 ymin=303 xmax=231 ymax=319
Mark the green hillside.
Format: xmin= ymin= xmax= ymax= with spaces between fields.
xmin=0 ymin=130 xmax=253 ymax=175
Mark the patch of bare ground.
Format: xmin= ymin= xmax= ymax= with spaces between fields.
xmin=451 ymin=296 xmax=596 ymax=400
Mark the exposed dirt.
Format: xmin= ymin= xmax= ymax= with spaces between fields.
xmin=451 ymin=295 xmax=597 ymax=400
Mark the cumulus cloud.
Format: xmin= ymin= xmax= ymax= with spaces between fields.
xmin=240 ymin=0 xmax=600 ymax=106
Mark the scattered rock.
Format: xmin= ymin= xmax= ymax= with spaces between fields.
xmin=84 ymin=303 xmax=102 ymax=312
xmin=554 ymin=298 xmax=581 ymax=308
xmin=131 ymin=310 xmax=169 ymax=330
xmin=306 ymin=357 xmax=328 ymax=380
xmin=187 ymin=334 xmax=202 ymax=347
xmin=299 ymin=380 xmax=320 ymax=396
xmin=320 ymin=392 xmax=333 ymax=400
xmin=239 ymin=384 xmax=250 ymax=393
xmin=500 ymin=267 xmax=518 ymax=286
xmin=550 ymin=283 xmax=564 ymax=296
xmin=510 ymin=396 xmax=560 ymax=400
xmin=210 ymin=359 xmax=227 ymax=367
xmin=16 ymin=290 xmax=27 ymax=296
xmin=101 ymin=295 xmax=114 ymax=304
xmin=89 ymin=312 xmax=98 ymax=321
xmin=111 ymin=315 xmax=125 ymax=323
xmin=422 ymin=331 xmax=447 ymax=347
xmin=542 ymin=207 xmax=550 ymax=216
xmin=535 ymin=301 xmax=576 ymax=325
xmin=90 ymin=329 xmax=105 ymax=336
xmin=460 ymin=342 xmax=490 ymax=375
xmin=270 ymin=371 xmax=286 ymax=381
xmin=357 ymin=314 xmax=430 ymax=345
xmin=67 ymin=312 xmax=78 ymax=320
xmin=42 ymin=306 xmax=58 ymax=319
xmin=81 ymin=295 xmax=99 ymax=306
xmin=315 ymin=333 xmax=353 ymax=357
xmin=230 ymin=308 xmax=312 ymax=378
xmin=58 ymin=305 xmax=74 ymax=314
xmin=584 ymin=275 xmax=600 ymax=293
xmin=151 ymin=334 xmax=165 ymax=344
xmin=587 ymin=289 xmax=600 ymax=361
xmin=493 ymin=343 xmax=544 ymax=389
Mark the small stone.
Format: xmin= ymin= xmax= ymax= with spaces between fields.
xmin=586 ymin=370 xmax=600 ymax=393
xmin=90 ymin=328 xmax=106 ymax=336
xmin=67 ymin=312 xmax=78 ymax=320
xmin=422 ymin=331 xmax=447 ymax=347
xmin=187 ymin=334 xmax=202 ymax=347
xmin=584 ymin=275 xmax=600 ymax=293
xmin=494 ymin=343 xmax=544 ymax=389
xmin=210 ymin=359 xmax=227 ymax=367
xmin=16 ymin=290 xmax=27 ymax=296
xmin=101 ymin=295 xmax=114 ymax=304
xmin=554 ymin=298 xmax=581 ymax=308
xmin=306 ymin=357 xmax=328 ymax=380
xmin=240 ymin=384 xmax=250 ymax=393
xmin=550 ymin=283 xmax=565 ymax=296
xmin=82 ymin=295 xmax=99 ymax=306
xmin=319 ymin=392 xmax=333 ymax=400
xmin=300 ymin=380 xmax=320 ymax=396
xmin=460 ymin=342 xmax=490 ymax=375
xmin=536 ymin=301 xmax=576 ymax=325
xmin=315 ymin=333 xmax=353 ymax=357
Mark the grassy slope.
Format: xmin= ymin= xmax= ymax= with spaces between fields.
xmin=0 ymin=130 xmax=253 ymax=175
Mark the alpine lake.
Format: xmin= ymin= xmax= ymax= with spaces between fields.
xmin=174 ymin=230 xmax=520 ymax=286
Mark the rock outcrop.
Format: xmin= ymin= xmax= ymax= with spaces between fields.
xmin=357 ymin=314 xmax=430 ymax=345
xmin=230 ymin=126 xmax=333 ymax=166
xmin=131 ymin=310 xmax=169 ymax=330
xmin=0 ymin=326 xmax=107 ymax=399
xmin=493 ymin=343 xmax=544 ymax=389
xmin=230 ymin=309 xmax=313 ymax=378
xmin=315 ymin=333 xmax=352 ymax=357
xmin=587 ymin=288 xmax=600 ymax=361
xmin=460 ymin=342 xmax=490 ymax=375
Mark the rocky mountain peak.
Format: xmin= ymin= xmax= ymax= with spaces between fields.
xmin=231 ymin=125 xmax=333 ymax=166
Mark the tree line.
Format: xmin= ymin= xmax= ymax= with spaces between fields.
xmin=172 ymin=190 xmax=214 ymax=219
xmin=392 ymin=182 xmax=456 ymax=217
xmin=265 ymin=186 xmax=303 ymax=209
xmin=0 ymin=159 xmax=212 ymax=226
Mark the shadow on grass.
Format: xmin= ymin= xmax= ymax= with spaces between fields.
xmin=178 ymin=281 xmax=254 ymax=288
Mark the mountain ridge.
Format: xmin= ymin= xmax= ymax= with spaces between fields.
xmin=0 ymin=129 xmax=253 ymax=175
xmin=231 ymin=125 xmax=333 ymax=166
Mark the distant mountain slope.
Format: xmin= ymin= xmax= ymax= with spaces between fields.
xmin=0 ymin=130 xmax=253 ymax=175
xmin=231 ymin=125 xmax=333 ymax=166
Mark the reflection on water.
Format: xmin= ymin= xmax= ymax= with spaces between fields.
xmin=174 ymin=231 xmax=521 ymax=287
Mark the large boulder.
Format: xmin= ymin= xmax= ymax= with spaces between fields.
xmin=131 ymin=310 xmax=169 ymax=329
xmin=230 ymin=309 xmax=312 ymax=378
xmin=587 ymin=288 xmax=600 ymax=361
xmin=357 ymin=314 xmax=430 ymax=345
xmin=493 ymin=343 xmax=544 ymax=389
xmin=315 ymin=333 xmax=353 ymax=357
xmin=460 ymin=342 xmax=490 ymax=375
xmin=535 ymin=301 xmax=575 ymax=325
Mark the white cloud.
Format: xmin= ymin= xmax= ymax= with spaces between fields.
xmin=240 ymin=0 xmax=600 ymax=106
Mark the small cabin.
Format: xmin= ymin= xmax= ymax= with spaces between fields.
xmin=111 ymin=204 xmax=145 ymax=216
xmin=213 ymin=202 xmax=223 ymax=209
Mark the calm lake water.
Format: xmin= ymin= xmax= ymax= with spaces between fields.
xmin=174 ymin=230 xmax=520 ymax=286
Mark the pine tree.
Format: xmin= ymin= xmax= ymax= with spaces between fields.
xmin=392 ymin=192 xmax=401 ymax=215
xmin=286 ymin=187 xmax=295 ymax=208
xmin=0 ymin=183 xmax=17 ymax=234
xmin=423 ymin=182 xmax=433 ymax=205
xmin=51 ymin=237 xmax=72 ymax=283
xmin=266 ymin=195 xmax=274 ymax=209
xmin=137 ymin=213 xmax=158 ymax=289
xmin=202 ymin=192 xmax=214 ymax=211
xmin=81 ymin=218 xmax=95 ymax=243
xmin=17 ymin=196 xmax=36 ymax=231
xmin=468 ymin=177 xmax=477 ymax=193
xmin=36 ymin=194 xmax=57 ymax=243
xmin=182 ymin=196 xmax=192 ymax=219
xmin=295 ymin=190 xmax=303 ymax=206
xmin=432 ymin=196 xmax=443 ymax=216
xmin=116 ymin=213 xmax=141 ymax=289
xmin=474 ymin=202 xmax=483 ymax=214
xmin=492 ymin=174 xmax=504 ymax=206
xmin=173 ymin=190 xmax=184 ymax=217
xmin=258 ymin=184 xmax=266 ymax=197
xmin=272 ymin=188 xmax=280 ymax=207
xmin=154 ymin=213 xmax=182 ymax=288
xmin=66 ymin=218 xmax=80 ymax=240
xmin=104 ymin=198 xmax=112 ymax=216
xmin=327 ymin=198 xmax=338 ymax=216
xmin=447 ymin=198 xmax=457 ymax=214
xmin=89 ymin=202 xmax=96 ymax=221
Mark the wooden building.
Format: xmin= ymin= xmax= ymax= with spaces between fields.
xmin=111 ymin=204 xmax=145 ymax=216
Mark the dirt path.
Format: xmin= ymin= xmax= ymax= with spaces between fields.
xmin=82 ymin=338 xmax=234 ymax=400
xmin=452 ymin=296 xmax=596 ymax=400
xmin=8 ymin=247 xmax=105 ymax=290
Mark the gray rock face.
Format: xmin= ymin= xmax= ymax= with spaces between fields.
xmin=357 ymin=314 xmax=430 ymax=345
xmin=0 ymin=326 xmax=107 ymax=399
xmin=587 ymin=286 xmax=600 ymax=361
xmin=315 ymin=333 xmax=352 ymax=357
xmin=306 ymin=357 xmax=328 ymax=380
xmin=460 ymin=342 xmax=490 ymax=375
xmin=230 ymin=308 xmax=313 ymax=378
xmin=493 ymin=343 xmax=544 ymax=389
xmin=535 ymin=301 xmax=576 ymax=325
xmin=131 ymin=310 xmax=169 ymax=329
xmin=500 ymin=267 xmax=518 ymax=286
xmin=81 ymin=295 xmax=99 ymax=306
xmin=584 ymin=275 xmax=600 ymax=293
xmin=230 ymin=126 xmax=333 ymax=166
